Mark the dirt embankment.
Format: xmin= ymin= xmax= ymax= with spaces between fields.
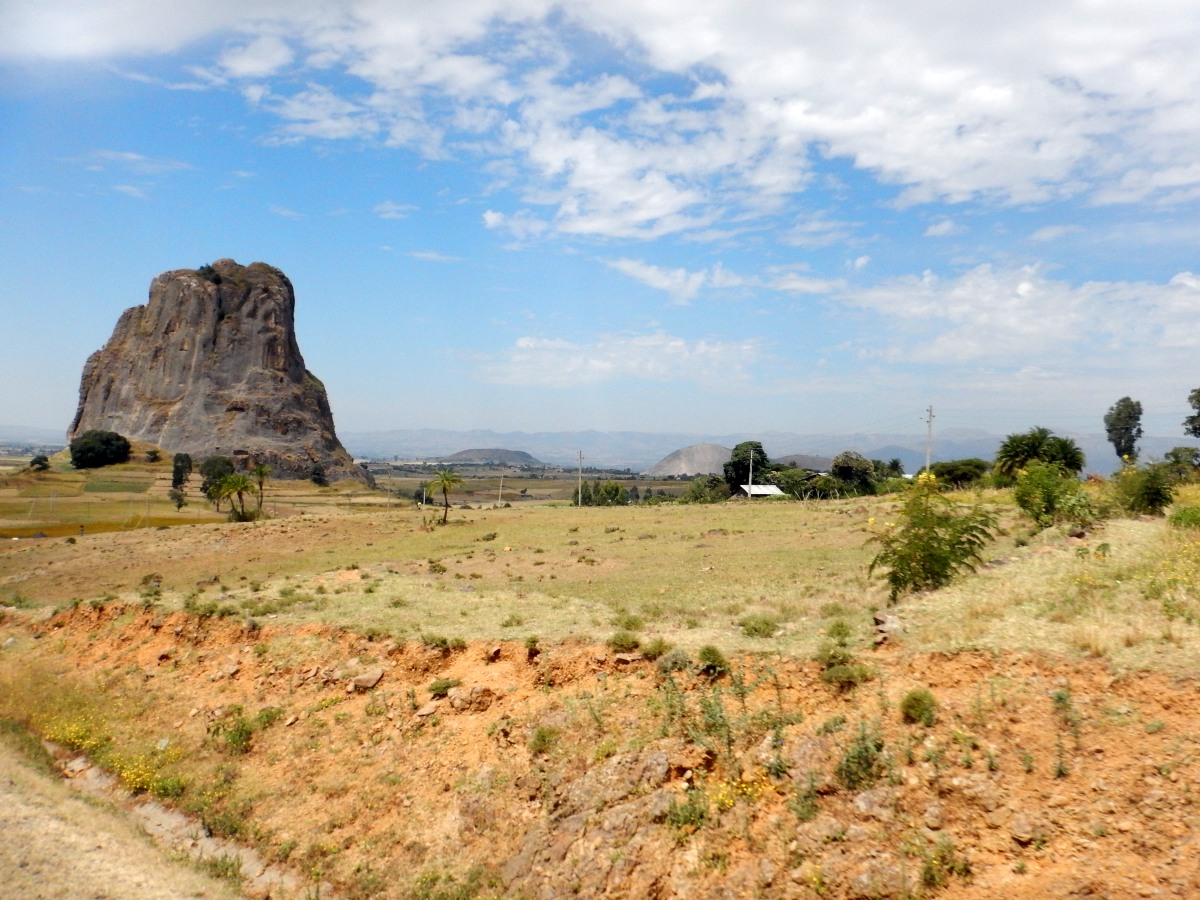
xmin=3 ymin=605 xmax=1200 ymax=899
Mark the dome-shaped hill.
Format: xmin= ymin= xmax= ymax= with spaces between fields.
xmin=441 ymin=448 xmax=542 ymax=466
xmin=646 ymin=443 xmax=731 ymax=476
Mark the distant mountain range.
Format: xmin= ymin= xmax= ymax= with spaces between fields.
xmin=341 ymin=427 xmax=1200 ymax=474
xmin=8 ymin=423 xmax=1198 ymax=475
xmin=441 ymin=448 xmax=543 ymax=466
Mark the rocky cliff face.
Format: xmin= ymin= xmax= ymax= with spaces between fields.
xmin=68 ymin=259 xmax=365 ymax=481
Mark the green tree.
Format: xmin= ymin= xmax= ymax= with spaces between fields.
xmin=310 ymin=465 xmax=328 ymax=487
xmin=171 ymin=453 xmax=193 ymax=489
xmin=1164 ymin=447 xmax=1200 ymax=482
xmin=683 ymin=474 xmax=729 ymax=503
xmin=428 ymin=469 xmax=463 ymax=523
xmin=994 ymin=427 xmax=1084 ymax=480
xmin=628 ymin=485 xmax=640 ymax=503
xmin=1184 ymin=388 xmax=1200 ymax=438
xmin=723 ymin=442 xmax=768 ymax=493
xmin=868 ymin=476 xmax=996 ymax=603
xmin=29 ymin=455 xmax=50 ymax=472
xmin=168 ymin=488 xmax=187 ymax=511
xmin=250 ymin=463 xmax=271 ymax=512
xmin=218 ymin=473 xmax=255 ymax=520
xmin=928 ymin=458 xmax=990 ymax=489
xmin=68 ymin=430 xmax=131 ymax=469
xmin=1104 ymin=396 xmax=1143 ymax=462
xmin=199 ymin=456 xmax=235 ymax=503
xmin=831 ymin=451 xmax=876 ymax=495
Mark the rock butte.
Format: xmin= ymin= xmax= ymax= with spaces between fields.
xmin=68 ymin=258 xmax=365 ymax=481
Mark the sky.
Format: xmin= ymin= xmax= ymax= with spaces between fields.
xmin=3 ymin=1 xmax=1200 ymax=443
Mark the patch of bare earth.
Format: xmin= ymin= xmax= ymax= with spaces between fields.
xmin=4 ymin=605 xmax=1200 ymax=898
xmin=0 ymin=739 xmax=240 ymax=899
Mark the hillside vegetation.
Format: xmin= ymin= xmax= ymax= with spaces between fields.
xmin=2 ymin=465 xmax=1200 ymax=898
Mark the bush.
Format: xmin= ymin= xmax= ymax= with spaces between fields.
xmin=29 ymin=454 xmax=50 ymax=472
xmin=1013 ymin=461 xmax=1081 ymax=527
xmin=1114 ymin=463 xmax=1175 ymax=516
xmin=641 ymin=637 xmax=672 ymax=660
xmin=607 ymin=630 xmax=640 ymax=653
xmin=656 ymin=648 xmax=692 ymax=674
xmin=835 ymin=722 xmax=885 ymax=791
xmin=1169 ymin=506 xmax=1200 ymax=529
xmin=69 ymin=430 xmax=131 ymax=469
xmin=738 ymin=614 xmax=778 ymax=638
xmin=696 ymin=645 xmax=729 ymax=678
xmin=868 ymin=474 xmax=996 ymax=603
xmin=900 ymin=688 xmax=937 ymax=726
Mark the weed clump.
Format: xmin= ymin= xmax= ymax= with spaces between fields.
xmin=835 ymin=722 xmax=886 ymax=791
xmin=656 ymin=647 xmax=692 ymax=674
xmin=428 ymin=678 xmax=461 ymax=699
xmin=608 ymin=630 xmax=641 ymax=653
xmin=529 ymin=725 xmax=560 ymax=755
xmin=900 ymin=688 xmax=938 ymax=727
xmin=1169 ymin=506 xmax=1200 ymax=528
xmin=696 ymin=645 xmax=730 ymax=678
xmin=738 ymin=614 xmax=778 ymax=638
xmin=815 ymin=620 xmax=873 ymax=692
xmin=641 ymin=636 xmax=672 ymax=661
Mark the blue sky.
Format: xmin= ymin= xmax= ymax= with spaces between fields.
xmin=3 ymin=1 xmax=1200 ymax=441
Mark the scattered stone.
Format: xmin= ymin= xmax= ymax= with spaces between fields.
xmin=351 ymin=667 xmax=384 ymax=690
xmin=1011 ymin=812 xmax=1037 ymax=845
xmin=924 ymin=803 xmax=945 ymax=830
xmin=415 ymin=701 xmax=439 ymax=717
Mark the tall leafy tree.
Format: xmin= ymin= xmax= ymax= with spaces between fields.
xmin=171 ymin=453 xmax=193 ymax=489
xmin=428 ymin=469 xmax=463 ymax=523
xmin=831 ymin=451 xmax=876 ymax=494
xmin=1103 ymin=396 xmax=1143 ymax=461
xmin=1184 ymin=388 xmax=1200 ymax=438
xmin=994 ymin=427 xmax=1085 ymax=479
xmin=199 ymin=456 xmax=235 ymax=503
xmin=723 ymin=441 xmax=768 ymax=492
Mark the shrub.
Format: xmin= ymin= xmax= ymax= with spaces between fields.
xmin=696 ymin=645 xmax=729 ymax=678
xmin=738 ymin=614 xmax=778 ymax=638
xmin=69 ymin=430 xmax=131 ymax=469
xmin=835 ymin=722 xmax=885 ymax=791
xmin=1013 ymin=461 xmax=1081 ymax=527
xmin=1113 ymin=463 xmax=1175 ymax=516
xmin=666 ymin=788 xmax=709 ymax=831
xmin=900 ymin=688 xmax=937 ymax=726
xmin=529 ymin=725 xmax=559 ymax=755
xmin=641 ymin=637 xmax=672 ymax=660
xmin=608 ymin=630 xmax=641 ymax=653
xmin=428 ymin=678 xmax=461 ymax=698
xmin=868 ymin=474 xmax=996 ymax=603
xmin=1169 ymin=506 xmax=1200 ymax=529
xmin=29 ymin=454 xmax=50 ymax=472
xmin=657 ymin=648 xmax=692 ymax=674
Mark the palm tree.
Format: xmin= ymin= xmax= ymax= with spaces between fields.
xmin=427 ymin=469 xmax=463 ymax=524
xmin=994 ymin=427 xmax=1085 ymax=479
xmin=250 ymin=463 xmax=271 ymax=512
xmin=218 ymin=473 xmax=255 ymax=520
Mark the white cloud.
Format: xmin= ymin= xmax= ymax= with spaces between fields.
xmin=11 ymin=2 xmax=1200 ymax=235
xmin=1029 ymin=224 xmax=1083 ymax=242
xmin=606 ymin=258 xmax=707 ymax=305
xmin=268 ymin=204 xmax=303 ymax=218
xmin=839 ymin=264 xmax=1200 ymax=364
xmin=770 ymin=272 xmax=846 ymax=294
xmin=482 ymin=332 xmax=762 ymax=388
xmin=924 ymin=219 xmax=958 ymax=237
xmin=112 ymin=184 xmax=145 ymax=198
xmin=89 ymin=150 xmax=191 ymax=174
xmin=218 ymin=34 xmax=293 ymax=79
xmin=373 ymin=200 xmax=415 ymax=219
xmin=408 ymin=250 xmax=460 ymax=262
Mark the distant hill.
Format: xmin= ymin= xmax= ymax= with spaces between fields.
xmin=646 ymin=443 xmax=731 ymax=476
xmin=776 ymin=453 xmax=833 ymax=471
xmin=441 ymin=448 xmax=543 ymax=466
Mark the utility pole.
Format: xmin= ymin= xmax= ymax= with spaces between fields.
xmin=748 ymin=450 xmax=754 ymax=496
xmin=577 ymin=451 xmax=584 ymax=506
xmin=924 ymin=405 xmax=935 ymax=473
xmin=497 ymin=474 xmax=504 ymax=507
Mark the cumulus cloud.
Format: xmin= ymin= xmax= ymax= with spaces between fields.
xmin=10 ymin=1 xmax=1200 ymax=236
xmin=606 ymin=258 xmax=707 ymax=304
xmin=923 ymin=219 xmax=958 ymax=237
xmin=838 ymin=264 xmax=1200 ymax=365
xmin=481 ymin=332 xmax=761 ymax=388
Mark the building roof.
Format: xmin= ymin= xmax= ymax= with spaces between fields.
xmin=738 ymin=484 xmax=786 ymax=497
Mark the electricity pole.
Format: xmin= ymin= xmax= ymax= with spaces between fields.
xmin=924 ymin=406 xmax=935 ymax=473
xmin=577 ymin=451 xmax=584 ymax=506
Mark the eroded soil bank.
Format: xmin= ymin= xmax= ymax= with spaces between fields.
xmin=3 ymin=604 xmax=1200 ymax=898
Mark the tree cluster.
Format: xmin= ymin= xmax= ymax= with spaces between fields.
xmin=68 ymin=430 xmax=131 ymax=469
